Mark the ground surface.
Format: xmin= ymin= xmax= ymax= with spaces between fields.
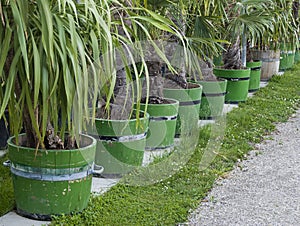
xmin=188 ymin=108 xmax=300 ymax=225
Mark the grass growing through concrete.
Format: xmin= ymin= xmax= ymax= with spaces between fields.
xmin=51 ymin=65 xmax=300 ymax=225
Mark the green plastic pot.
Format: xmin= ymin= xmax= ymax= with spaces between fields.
xmin=213 ymin=68 xmax=250 ymax=104
xmin=139 ymin=98 xmax=179 ymax=150
xmin=279 ymin=43 xmax=295 ymax=71
xmin=7 ymin=134 xmax=96 ymax=220
xmin=92 ymin=111 xmax=149 ymax=177
xmin=246 ymin=61 xmax=262 ymax=92
xmin=163 ymin=83 xmax=202 ymax=137
xmin=295 ymin=49 xmax=300 ymax=63
xmin=196 ymin=79 xmax=227 ymax=119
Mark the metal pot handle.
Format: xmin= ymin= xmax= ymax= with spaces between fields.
xmin=3 ymin=160 xmax=11 ymax=167
xmin=93 ymin=164 xmax=104 ymax=176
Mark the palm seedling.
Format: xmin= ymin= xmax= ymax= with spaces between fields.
xmin=221 ymin=0 xmax=274 ymax=69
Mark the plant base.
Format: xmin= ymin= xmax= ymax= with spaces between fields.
xmin=92 ymin=111 xmax=149 ymax=177
xmin=213 ymin=68 xmax=250 ymax=103
xmin=196 ymin=79 xmax=227 ymax=119
xmin=250 ymin=49 xmax=280 ymax=81
xmin=139 ymin=98 xmax=179 ymax=150
xmin=246 ymin=61 xmax=261 ymax=92
xmin=8 ymin=134 xmax=96 ymax=220
xmin=163 ymin=83 xmax=202 ymax=136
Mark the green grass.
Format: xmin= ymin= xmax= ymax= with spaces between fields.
xmin=0 ymin=154 xmax=14 ymax=216
xmin=51 ymin=65 xmax=300 ymax=225
xmin=1 ymin=64 xmax=300 ymax=225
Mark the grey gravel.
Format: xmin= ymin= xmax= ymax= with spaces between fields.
xmin=188 ymin=108 xmax=300 ymax=226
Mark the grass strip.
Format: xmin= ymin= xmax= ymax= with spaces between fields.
xmin=52 ymin=65 xmax=300 ymax=225
xmin=0 ymin=154 xmax=14 ymax=216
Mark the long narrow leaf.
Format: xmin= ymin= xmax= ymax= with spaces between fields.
xmin=10 ymin=0 xmax=29 ymax=80
xmin=0 ymin=26 xmax=12 ymax=79
xmin=31 ymin=33 xmax=41 ymax=108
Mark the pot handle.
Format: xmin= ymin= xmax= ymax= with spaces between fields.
xmin=3 ymin=160 xmax=11 ymax=167
xmin=93 ymin=164 xmax=104 ymax=176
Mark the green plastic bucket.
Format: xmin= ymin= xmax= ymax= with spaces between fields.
xmin=92 ymin=111 xmax=149 ymax=177
xmin=163 ymin=83 xmax=202 ymax=137
xmin=279 ymin=43 xmax=295 ymax=71
xmin=246 ymin=61 xmax=262 ymax=92
xmin=139 ymin=98 xmax=179 ymax=150
xmin=7 ymin=134 xmax=96 ymax=220
xmin=295 ymin=49 xmax=300 ymax=63
xmin=196 ymin=79 xmax=227 ymax=119
xmin=213 ymin=68 xmax=250 ymax=104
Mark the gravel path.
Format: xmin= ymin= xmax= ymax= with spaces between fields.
xmin=188 ymin=108 xmax=300 ymax=226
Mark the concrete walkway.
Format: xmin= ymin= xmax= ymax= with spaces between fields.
xmin=188 ymin=108 xmax=300 ymax=225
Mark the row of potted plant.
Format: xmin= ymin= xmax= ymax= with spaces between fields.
xmin=0 ymin=0 xmax=210 ymax=219
xmin=1 ymin=0 xmax=299 ymax=221
xmin=211 ymin=0 xmax=299 ymax=104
